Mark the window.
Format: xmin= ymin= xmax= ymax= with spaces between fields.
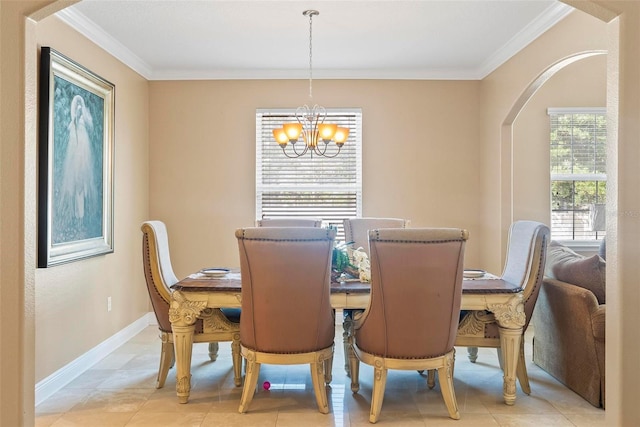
xmin=256 ymin=108 xmax=362 ymax=240
xmin=549 ymin=107 xmax=606 ymax=242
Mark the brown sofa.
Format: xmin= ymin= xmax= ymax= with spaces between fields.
xmin=531 ymin=241 xmax=606 ymax=408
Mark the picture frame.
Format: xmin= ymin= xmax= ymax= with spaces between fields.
xmin=38 ymin=47 xmax=115 ymax=267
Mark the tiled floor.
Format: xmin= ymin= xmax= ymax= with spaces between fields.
xmin=36 ymin=316 xmax=606 ymax=426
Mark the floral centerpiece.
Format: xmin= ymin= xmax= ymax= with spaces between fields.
xmin=331 ymin=240 xmax=371 ymax=283
xmin=350 ymin=247 xmax=371 ymax=282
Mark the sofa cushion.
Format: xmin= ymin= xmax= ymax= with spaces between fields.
xmin=545 ymin=241 xmax=606 ymax=304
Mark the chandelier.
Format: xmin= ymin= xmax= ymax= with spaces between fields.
xmin=272 ymin=10 xmax=349 ymax=158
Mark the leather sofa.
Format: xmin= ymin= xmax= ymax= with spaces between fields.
xmin=531 ymin=241 xmax=605 ymax=408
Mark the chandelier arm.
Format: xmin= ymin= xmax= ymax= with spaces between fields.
xmin=281 ymin=147 xmax=307 ymax=159
xmin=280 ymin=146 xmax=299 ymax=159
xmin=290 ymin=140 xmax=309 ymax=158
xmin=313 ymin=144 xmax=342 ymax=158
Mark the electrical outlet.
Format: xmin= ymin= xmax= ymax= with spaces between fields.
xmin=107 ymin=296 xmax=112 ymax=312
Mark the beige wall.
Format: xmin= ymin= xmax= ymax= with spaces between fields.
xmin=149 ymin=79 xmax=483 ymax=277
xmin=479 ymin=10 xmax=608 ymax=271
xmin=3 ymin=1 xmax=640 ymax=426
xmin=149 ymin=15 xmax=608 ymax=277
xmin=514 ymin=54 xmax=607 ymax=225
xmin=34 ymin=16 xmax=150 ymax=381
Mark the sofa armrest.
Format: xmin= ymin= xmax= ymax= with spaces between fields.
xmin=533 ymin=277 xmax=607 ymax=349
xmin=541 ymin=277 xmax=605 ymax=336
xmin=592 ymin=305 xmax=606 ymax=341
xmin=532 ymin=277 xmax=606 ymax=407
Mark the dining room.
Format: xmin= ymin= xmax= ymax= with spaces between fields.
xmin=10 ymin=1 xmax=637 ymax=426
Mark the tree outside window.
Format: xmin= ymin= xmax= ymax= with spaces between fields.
xmin=549 ymin=108 xmax=606 ymax=241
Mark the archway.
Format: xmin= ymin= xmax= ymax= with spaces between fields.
xmin=499 ymin=50 xmax=607 ymax=261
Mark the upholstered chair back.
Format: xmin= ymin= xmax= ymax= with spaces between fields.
xmin=142 ymin=220 xmax=207 ymax=334
xmin=141 ymin=221 xmax=179 ymax=333
xmin=499 ymin=220 xmax=550 ymax=331
xmin=236 ymin=227 xmax=336 ymax=353
xmin=355 ymin=228 xmax=468 ymax=359
xmin=343 ymin=217 xmax=410 ymax=256
xmin=256 ymin=217 xmax=323 ymax=227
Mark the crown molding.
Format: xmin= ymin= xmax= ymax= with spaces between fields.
xmin=55 ymin=8 xmax=153 ymax=79
xmin=475 ymin=2 xmax=574 ymax=79
xmin=56 ymin=3 xmax=574 ymax=81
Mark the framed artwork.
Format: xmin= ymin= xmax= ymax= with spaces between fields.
xmin=38 ymin=47 xmax=115 ymax=267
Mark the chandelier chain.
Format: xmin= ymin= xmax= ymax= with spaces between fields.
xmin=308 ymin=11 xmax=313 ymax=100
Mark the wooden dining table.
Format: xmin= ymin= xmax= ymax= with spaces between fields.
xmin=169 ymin=269 xmax=526 ymax=406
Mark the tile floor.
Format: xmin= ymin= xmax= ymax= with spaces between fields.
xmin=36 ymin=315 xmax=607 ymax=426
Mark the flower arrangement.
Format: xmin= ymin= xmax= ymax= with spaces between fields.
xmin=350 ymin=247 xmax=371 ymax=282
xmin=331 ymin=239 xmax=371 ymax=283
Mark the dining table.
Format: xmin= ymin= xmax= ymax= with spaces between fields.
xmin=169 ymin=269 xmax=526 ymax=406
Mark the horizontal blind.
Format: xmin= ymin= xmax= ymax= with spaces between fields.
xmin=548 ymin=108 xmax=606 ymax=241
xmin=549 ymin=108 xmax=606 ymax=179
xmin=256 ymin=108 xmax=362 ymax=240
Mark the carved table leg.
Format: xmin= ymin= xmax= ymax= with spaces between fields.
xmin=169 ymin=290 xmax=207 ymax=404
xmin=467 ymin=346 xmax=478 ymax=363
xmin=172 ymin=324 xmax=196 ymax=404
xmin=498 ymin=326 xmax=522 ymax=406
xmin=488 ymin=294 xmax=526 ymax=406
xmin=208 ymin=342 xmax=219 ymax=361
xmin=347 ymin=335 xmax=360 ymax=393
xmin=343 ymin=310 xmax=353 ymax=377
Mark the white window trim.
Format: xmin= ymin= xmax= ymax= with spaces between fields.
xmin=548 ymin=107 xmax=606 ymax=246
xmin=255 ymin=108 xmax=363 ymax=232
xmin=547 ymin=107 xmax=606 ymax=115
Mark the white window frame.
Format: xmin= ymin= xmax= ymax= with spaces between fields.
xmin=548 ymin=107 xmax=606 ymax=248
xmin=256 ymin=108 xmax=362 ymax=240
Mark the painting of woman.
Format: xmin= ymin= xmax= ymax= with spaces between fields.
xmin=52 ymin=78 xmax=104 ymax=244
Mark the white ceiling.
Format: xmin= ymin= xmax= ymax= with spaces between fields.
xmin=57 ymin=0 xmax=574 ymax=81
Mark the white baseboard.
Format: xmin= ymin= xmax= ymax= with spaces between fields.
xmin=35 ymin=312 xmax=155 ymax=406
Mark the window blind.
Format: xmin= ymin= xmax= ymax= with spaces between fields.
xmin=548 ymin=107 xmax=606 ymax=241
xmin=256 ymin=108 xmax=362 ymax=240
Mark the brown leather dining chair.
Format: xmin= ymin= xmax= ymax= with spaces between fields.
xmin=456 ymin=220 xmax=549 ymax=395
xmin=235 ymin=227 xmax=336 ymax=414
xmin=349 ymin=228 xmax=468 ymax=423
xmin=141 ymin=220 xmax=242 ymax=388
xmin=256 ymin=217 xmax=323 ymax=227
xmin=341 ymin=217 xmax=410 ymax=373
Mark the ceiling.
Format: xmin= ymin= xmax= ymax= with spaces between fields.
xmin=57 ymin=0 xmax=574 ymax=81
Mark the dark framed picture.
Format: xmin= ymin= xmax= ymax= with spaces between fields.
xmin=38 ymin=47 xmax=115 ymax=267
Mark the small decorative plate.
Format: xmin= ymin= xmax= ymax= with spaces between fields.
xmin=200 ymin=268 xmax=230 ymax=278
xmin=463 ymin=269 xmax=486 ymax=278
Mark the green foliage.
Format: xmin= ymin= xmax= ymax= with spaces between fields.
xmin=551 ymin=180 xmax=606 ymax=210
xmin=332 ymin=247 xmax=351 ymax=272
xmin=550 ymin=113 xmax=607 ymax=175
xmin=331 ymin=240 xmax=355 ymax=273
xmin=550 ymin=112 xmax=607 ymax=213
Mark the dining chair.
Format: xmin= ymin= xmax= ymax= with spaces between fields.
xmin=141 ymin=220 xmax=242 ymax=388
xmin=349 ymin=228 xmax=468 ymax=423
xmin=341 ymin=217 xmax=410 ymax=374
xmin=343 ymin=217 xmax=410 ymax=256
xmin=456 ymin=220 xmax=549 ymax=395
xmin=235 ymin=227 xmax=336 ymax=414
xmin=256 ymin=217 xmax=323 ymax=227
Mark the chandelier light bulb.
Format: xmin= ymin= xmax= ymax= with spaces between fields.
xmin=283 ymin=123 xmax=303 ymax=143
